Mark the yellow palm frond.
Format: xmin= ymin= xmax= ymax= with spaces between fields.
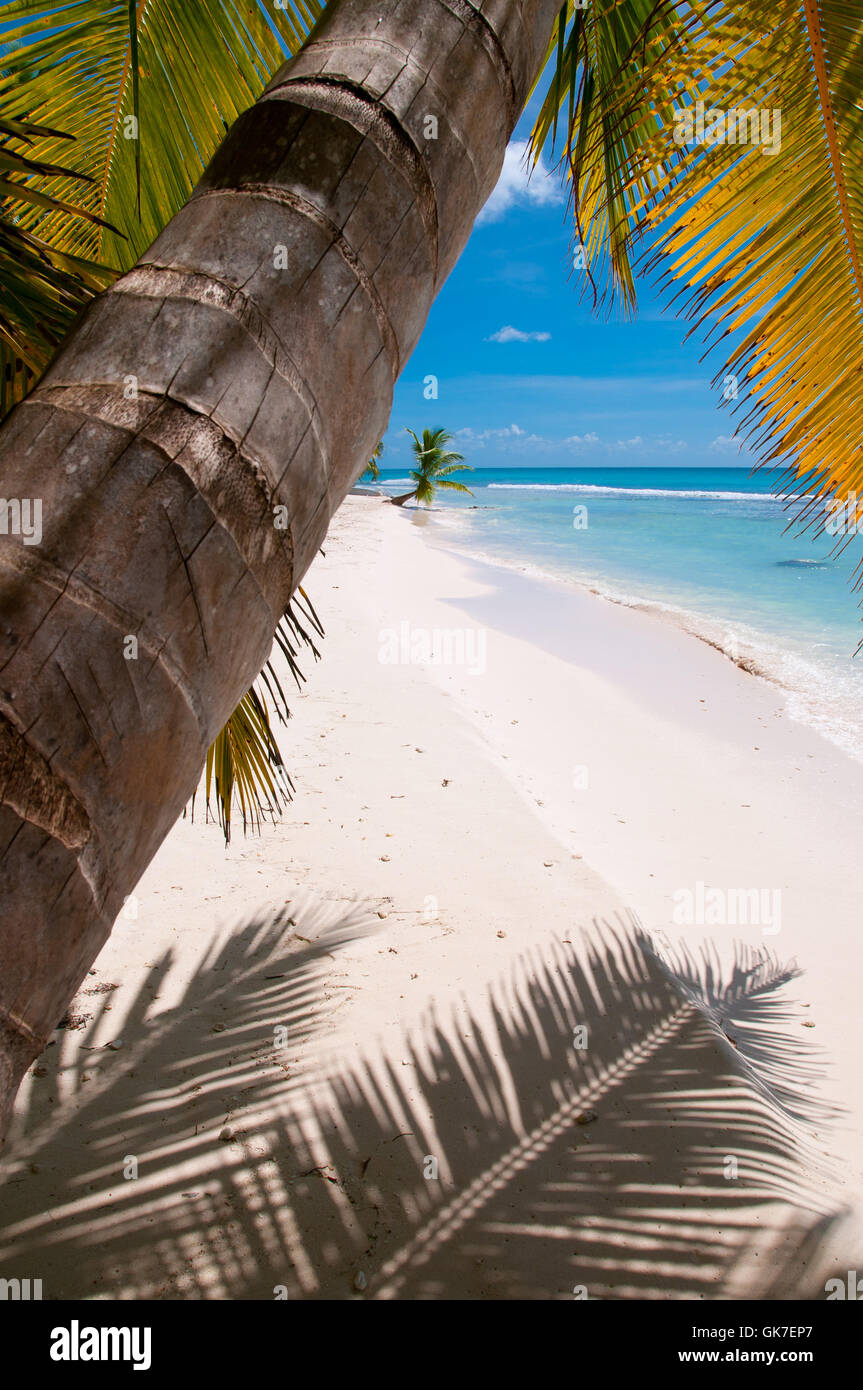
xmin=529 ymin=0 xmax=726 ymax=314
xmin=198 ymin=589 xmax=324 ymax=843
xmin=533 ymin=0 xmax=863 ymax=560
xmin=203 ymin=688 xmax=287 ymax=844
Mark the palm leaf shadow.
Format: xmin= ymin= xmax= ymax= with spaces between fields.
xmin=316 ymin=919 xmax=849 ymax=1300
xmin=0 ymin=910 xmax=856 ymax=1300
xmin=0 ymin=899 xmax=371 ymax=1299
xmin=643 ymin=934 xmax=835 ymax=1128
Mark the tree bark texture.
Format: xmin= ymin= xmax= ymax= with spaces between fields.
xmin=0 ymin=0 xmax=559 ymax=1137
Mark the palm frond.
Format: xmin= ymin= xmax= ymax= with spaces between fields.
xmin=413 ymin=478 xmax=435 ymax=506
xmin=363 ymin=439 xmax=384 ymax=481
xmin=0 ymin=215 xmax=112 ymax=414
xmin=434 ymin=478 xmax=473 ymax=494
xmin=529 ymin=0 xmax=717 ymax=314
xmin=196 ymin=589 xmax=325 ymax=842
xmin=202 ymin=686 xmax=288 ymax=843
xmin=635 ymin=0 xmax=863 ymax=565
xmin=0 ymin=0 xmax=322 ymax=270
xmin=434 ymin=460 xmax=471 ymax=476
xmin=0 ymin=111 xmax=117 ymax=414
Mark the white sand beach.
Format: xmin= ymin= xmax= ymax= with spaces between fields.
xmin=3 ymin=494 xmax=863 ymax=1300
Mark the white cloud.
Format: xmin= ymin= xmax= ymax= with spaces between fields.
xmin=486 ymin=326 xmax=551 ymax=343
xmin=477 ymin=141 xmax=564 ymax=225
xmin=564 ymin=432 xmax=601 ymax=449
xmin=448 ymin=428 xmax=687 ymax=458
xmin=710 ymin=434 xmax=745 ymax=454
xmin=454 ymin=424 xmax=526 ymax=447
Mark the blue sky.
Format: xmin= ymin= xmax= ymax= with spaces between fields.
xmin=384 ymin=104 xmax=750 ymax=472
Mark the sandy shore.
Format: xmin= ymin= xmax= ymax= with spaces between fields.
xmin=2 ymin=494 xmax=863 ymax=1300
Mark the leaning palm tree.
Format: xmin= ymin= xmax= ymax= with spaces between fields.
xmin=0 ymin=0 xmax=562 ymax=1139
xmin=1 ymin=0 xmax=863 ymax=1142
xmin=391 ymin=428 xmax=473 ymax=506
xmin=362 ymin=439 xmax=384 ymax=483
xmin=0 ymin=4 xmax=326 ymax=840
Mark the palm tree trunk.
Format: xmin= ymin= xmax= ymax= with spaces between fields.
xmin=390 ymin=492 xmax=417 ymax=507
xmin=0 ymin=0 xmax=559 ymax=1139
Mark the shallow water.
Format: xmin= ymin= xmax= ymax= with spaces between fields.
xmin=375 ymin=466 xmax=863 ymax=763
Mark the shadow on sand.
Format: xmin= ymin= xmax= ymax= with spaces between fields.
xmin=0 ymin=904 xmax=855 ymax=1300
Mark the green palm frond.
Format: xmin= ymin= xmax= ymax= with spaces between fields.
xmin=433 ymin=478 xmax=473 ymax=494
xmin=434 ymin=461 xmax=472 ymax=478
xmin=529 ymin=0 xmax=716 ymax=314
xmin=407 ymin=426 xmax=465 ymax=459
xmin=0 ymin=0 xmax=321 ymax=417
xmin=203 ymin=687 xmax=287 ymax=844
xmin=411 ymin=477 xmax=433 ymax=506
xmin=363 ymin=439 xmax=384 ymax=481
xmin=635 ymin=1 xmax=863 ymax=532
xmin=533 ymin=1 xmax=863 ymax=585
xmin=0 ymin=111 xmax=117 ymax=414
xmin=0 ymin=215 xmax=111 ymax=416
xmin=198 ymin=588 xmax=325 ymax=843
xmin=0 ymin=0 xmax=322 ymax=270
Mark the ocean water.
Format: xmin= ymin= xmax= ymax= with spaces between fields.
xmin=372 ymin=466 xmax=863 ymax=761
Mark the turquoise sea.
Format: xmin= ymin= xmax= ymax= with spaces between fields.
xmin=372 ymin=466 xmax=863 ymax=761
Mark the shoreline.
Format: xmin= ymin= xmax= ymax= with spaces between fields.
xmin=2 ymin=494 xmax=862 ymax=1299
xmin=417 ymin=503 xmax=863 ymax=767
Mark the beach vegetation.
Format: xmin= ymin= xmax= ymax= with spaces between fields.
xmin=363 ymin=441 xmax=384 ymax=483
xmin=391 ymin=428 xmax=474 ymax=507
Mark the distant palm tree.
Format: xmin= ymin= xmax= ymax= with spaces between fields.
xmin=363 ymin=440 xmax=384 ymax=483
xmin=391 ymin=428 xmax=473 ymax=507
